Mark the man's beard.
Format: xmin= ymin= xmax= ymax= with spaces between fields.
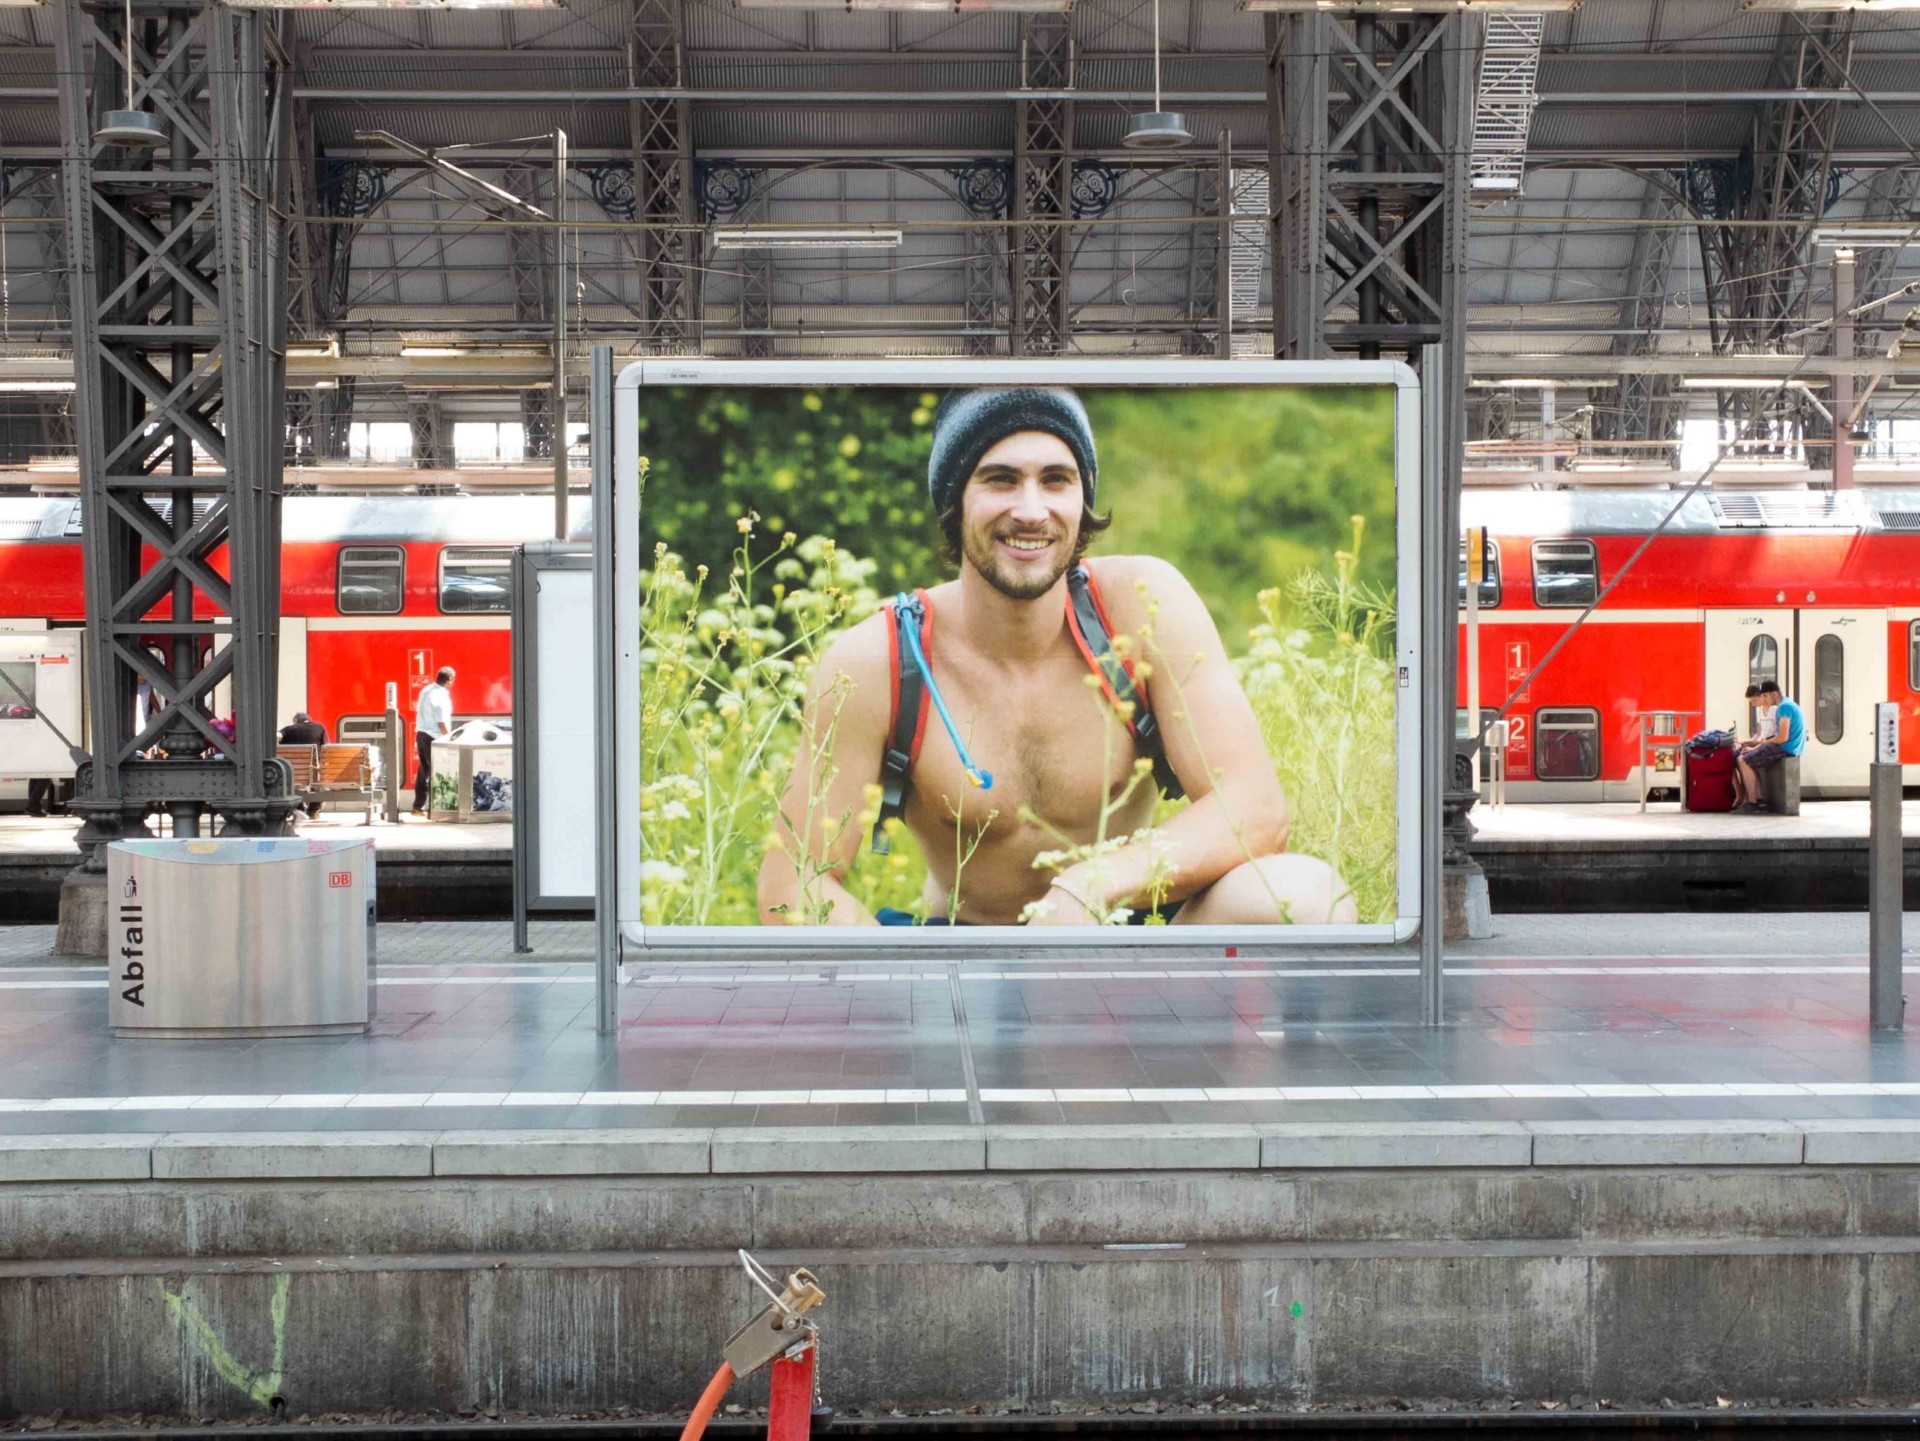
xmin=962 ymin=523 xmax=1076 ymax=601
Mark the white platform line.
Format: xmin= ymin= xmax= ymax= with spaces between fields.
xmin=2 ymin=963 xmax=1907 ymax=994
xmin=5 ymin=1081 xmax=1920 ymax=1113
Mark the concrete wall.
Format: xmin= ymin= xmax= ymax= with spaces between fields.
xmin=8 ymin=1159 xmax=1920 ymax=1417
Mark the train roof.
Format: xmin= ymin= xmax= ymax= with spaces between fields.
xmin=1461 ymin=488 xmax=1920 ymax=536
xmin=0 ymin=495 xmax=594 ymax=544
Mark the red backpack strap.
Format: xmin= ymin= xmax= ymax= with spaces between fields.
xmin=874 ymin=590 xmax=933 ymax=853
xmin=1064 ymin=564 xmax=1184 ymax=801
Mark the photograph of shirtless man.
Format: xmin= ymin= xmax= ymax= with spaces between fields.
xmin=756 ymin=386 xmax=1358 ymax=928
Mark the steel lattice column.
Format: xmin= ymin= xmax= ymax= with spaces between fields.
xmin=1010 ymin=13 xmax=1072 ymax=358
xmin=1593 ymin=181 xmax=1684 ymax=464
xmin=631 ymin=0 xmax=696 ymax=353
xmin=1692 ymin=16 xmax=1852 ymax=451
xmin=739 ymin=251 xmax=772 ymax=358
xmin=505 ymin=163 xmax=555 ymax=454
xmin=1268 ymin=11 xmax=1476 ymax=363
xmin=54 ymin=0 xmax=295 ymax=865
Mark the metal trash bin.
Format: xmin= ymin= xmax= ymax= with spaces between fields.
xmin=106 ymin=837 xmax=375 ymax=1038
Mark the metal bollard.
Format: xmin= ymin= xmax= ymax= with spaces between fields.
xmin=1870 ymin=703 xmax=1904 ymax=1033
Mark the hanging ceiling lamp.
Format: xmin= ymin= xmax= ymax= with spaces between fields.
xmin=95 ymin=0 xmax=165 ymax=148
xmin=1122 ymin=0 xmax=1191 ymax=150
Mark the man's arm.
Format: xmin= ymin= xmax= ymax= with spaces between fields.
xmin=756 ymin=622 xmax=893 ymax=926
xmin=1040 ymin=557 xmax=1287 ymax=922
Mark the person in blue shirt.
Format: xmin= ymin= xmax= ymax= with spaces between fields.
xmin=1735 ymin=680 xmax=1804 ymax=813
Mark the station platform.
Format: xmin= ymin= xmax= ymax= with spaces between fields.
xmin=8 ymin=911 xmax=1920 ymax=1416
xmin=1469 ymin=800 xmax=1920 ymax=912
xmin=0 ymin=813 xmax=511 ymax=921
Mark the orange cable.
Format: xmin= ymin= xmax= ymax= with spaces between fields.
xmin=679 ymin=1361 xmax=736 ymax=1441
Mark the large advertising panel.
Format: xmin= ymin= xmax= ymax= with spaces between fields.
xmin=615 ymin=361 xmax=1421 ymax=948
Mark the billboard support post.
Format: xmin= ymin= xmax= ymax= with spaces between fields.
xmin=592 ymin=345 xmax=620 ymax=1032
xmin=1871 ymin=702 xmax=1903 ymax=1032
xmin=1419 ymin=346 xmax=1448 ymax=1025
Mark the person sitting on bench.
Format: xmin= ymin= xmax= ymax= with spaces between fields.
xmin=1734 ymin=680 xmax=1802 ymax=814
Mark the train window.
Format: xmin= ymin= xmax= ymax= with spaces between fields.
xmin=0 ymin=660 xmax=36 ymax=717
xmin=1815 ymin=635 xmax=1844 ymax=745
xmin=1531 ymin=540 xmax=1597 ymax=608
xmin=1534 ymin=706 xmax=1601 ymax=781
xmin=1456 ymin=540 xmax=1501 ymax=608
xmin=337 ymin=716 xmax=389 ymax=745
xmin=439 ymin=546 xmax=513 ymax=614
xmin=337 ymin=546 xmax=405 ymax=615
xmin=1910 ymin=621 xmax=1920 ymax=692
xmin=1747 ymin=635 xmax=1779 ymax=737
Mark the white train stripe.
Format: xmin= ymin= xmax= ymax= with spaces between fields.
xmin=306 ymin=616 xmax=511 ymax=632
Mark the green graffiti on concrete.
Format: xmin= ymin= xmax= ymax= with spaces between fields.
xmin=160 ymin=1270 xmax=291 ymax=1409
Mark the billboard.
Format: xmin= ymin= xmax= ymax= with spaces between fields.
xmin=614 ymin=361 xmax=1421 ymax=948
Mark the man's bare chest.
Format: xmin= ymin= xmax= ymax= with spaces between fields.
xmin=902 ymin=653 xmax=1145 ymax=837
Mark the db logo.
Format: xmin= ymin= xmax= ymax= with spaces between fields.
xmin=328 ymin=871 xmax=353 ymax=889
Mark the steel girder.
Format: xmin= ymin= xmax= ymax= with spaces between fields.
xmin=631 ymin=0 xmax=696 ymax=353
xmin=1269 ymin=11 xmax=1477 ymax=363
xmin=738 ymin=252 xmax=772 ymax=358
xmin=1011 ymin=13 xmax=1072 ymax=357
xmin=1693 ymin=17 xmax=1851 ymax=451
xmin=54 ymin=0 xmax=294 ymax=844
xmin=1593 ymin=181 xmax=1685 ymax=462
xmin=504 ymin=163 xmax=556 ymax=453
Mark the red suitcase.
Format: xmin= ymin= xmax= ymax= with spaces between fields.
xmin=1683 ymin=746 xmax=1737 ymax=812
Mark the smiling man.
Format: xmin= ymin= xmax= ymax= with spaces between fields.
xmin=757 ymin=386 xmax=1356 ymax=928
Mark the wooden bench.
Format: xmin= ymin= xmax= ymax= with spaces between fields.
xmin=274 ymin=744 xmax=321 ymax=796
xmin=278 ymin=743 xmax=380 ymax=822
xmin=315 ymin=743 xmax=380 ymax=823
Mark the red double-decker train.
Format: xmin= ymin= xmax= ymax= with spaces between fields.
xmin=1458 ymin=487 xmax=1920 ymax=799
xmin=2 ymin=487 xmax=1916 ymax=806
xmin=0 ymin=495 xmax=585 ymax=802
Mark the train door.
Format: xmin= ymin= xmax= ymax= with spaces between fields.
xmin=1795 ymin=609 xmax=1885 ymax=795
xmin=1704 ymin=609 xmax=1792 ymax=740
xmin=0 ymin=626 xmax=84 ymax=785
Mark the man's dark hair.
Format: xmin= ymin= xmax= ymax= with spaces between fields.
xmin=938 ymin=501 xmax=1112 ymax=569
xmin=435 ymin=667 xmax=454 ymax=685
xmin=1744 ymin=683 xmax=1762 ymax=699
xmin=1757 ymin=679 xmax=1783 ymax=698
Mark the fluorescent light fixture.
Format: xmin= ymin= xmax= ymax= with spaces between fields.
xmin=1468 ymin=378 xmax=1576 ymax=389
xmin=710 ymin=226 xmax=903 ymax=251
xmin=1240 ymin=0 xmax=1581 ymax=11
xmin=399 ymin=339 xmax=553 ymax=358
xmin=1678 ymin=378 xmax=1825 ymax=390
xmin=1811 ymin=225 xmax=1919 ymax=248
xmin=0 ymin=380 xmax=76 ymax=393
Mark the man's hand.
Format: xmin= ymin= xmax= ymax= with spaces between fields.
xmin=1028 ymin=875 xmax=1099 ymax=926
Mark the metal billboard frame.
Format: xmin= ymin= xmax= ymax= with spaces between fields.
xmin=591 ymin=357 xmax=1425 ymax=1020
xmin=511 ymin=541 xmax=596 ymax=954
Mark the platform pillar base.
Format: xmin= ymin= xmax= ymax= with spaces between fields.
xmin=1444 ymin=858 xmax=1491 ymax=941
xmin=53 ymin=866 xmax=107 ymax=959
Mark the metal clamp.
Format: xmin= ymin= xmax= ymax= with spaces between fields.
xmin=721 ymin=1250 xmax=825 ymax=1378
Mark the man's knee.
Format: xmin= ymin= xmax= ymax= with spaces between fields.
xmin=1180 ymin=854 xmax=1359 ymax=926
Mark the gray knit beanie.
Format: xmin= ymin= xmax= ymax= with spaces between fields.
xmin=926 ymin=387 xmax=1097 ymax=516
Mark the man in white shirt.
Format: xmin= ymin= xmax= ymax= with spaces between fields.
xmin=412 ymin=667 xmax=455 ymax=816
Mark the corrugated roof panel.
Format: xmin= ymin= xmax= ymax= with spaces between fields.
xmin=311 ymin=103 xmax=626 ymax=150
xmin=693 ymin=103 xmax=1013 ymax=153
xmin=302 ymin=50 xmax=627 ymax=91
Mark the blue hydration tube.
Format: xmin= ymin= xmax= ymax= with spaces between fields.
xmin=898 ymin=600 xmax=993 ymax=791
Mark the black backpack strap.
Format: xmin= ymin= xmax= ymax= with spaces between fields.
xmin=1065 ymin=565 xmax=1184 ymax=801
xmin=873 ymin=591 xmax=928 ymax=853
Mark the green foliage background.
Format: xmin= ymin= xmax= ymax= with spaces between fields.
xmin=635 ymin=383 xmax=1402 ymax=927
xmin=634 ymin=384 xmax=1397 ymax=641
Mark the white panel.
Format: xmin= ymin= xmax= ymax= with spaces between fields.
xmin=278 ymin=617 xmax=307 ymax=722
xmin=534 ymin=566 xmax=596 ymax=899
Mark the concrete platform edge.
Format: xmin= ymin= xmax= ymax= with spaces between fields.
xmin=21 ymin=1120 xmax=1920 ymax=1181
